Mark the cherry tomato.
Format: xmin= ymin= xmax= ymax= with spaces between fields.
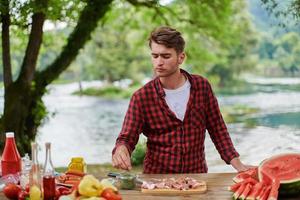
xmin=18 ymin=190 xmax=29 ymax=200
xmin=25 ymin=184 xmax=30 ymax=193
xmin=57 ymin=186 xmax=72 ymax=195
xmin=55 ymin=188 xmax=62 ymax=200
xmin=101 ymin=188 xmax=122 ymax=200
xmin=3 ymin=183 xmax=22 ymax=199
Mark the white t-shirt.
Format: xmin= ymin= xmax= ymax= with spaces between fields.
xmin=163 ymin=79 xmax=191 ymax=121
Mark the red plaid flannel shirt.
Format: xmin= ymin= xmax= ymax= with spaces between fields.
xmin=113 ymin=69 xmax=239 ymax=173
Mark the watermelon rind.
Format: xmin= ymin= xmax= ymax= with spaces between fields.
xmin=279 ymin=181 xmax=300 ymax=196
xmin=258 ymin=153 xmax=300 ymax=196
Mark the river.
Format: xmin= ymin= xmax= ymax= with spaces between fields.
xmin=3 ymin=78 xmax=300 ymax=172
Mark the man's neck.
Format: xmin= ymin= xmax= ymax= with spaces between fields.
xmin=160 ymin=70 xmax=186 ymax=90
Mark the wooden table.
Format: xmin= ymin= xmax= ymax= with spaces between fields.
xmin=119 ymin=173 xmax=300 ymax=200
xmin=0 ymin=173 xmax=299 ymax=199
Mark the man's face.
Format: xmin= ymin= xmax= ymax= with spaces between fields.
xmin=150 ymin=42 xmax=185 ymax=77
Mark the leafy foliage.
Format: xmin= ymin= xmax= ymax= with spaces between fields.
xmin=256 ymin=32 xmax=300 ymax=76
xmin=63 ymin=0 xmax=258 ymax=88
xmin=261 ymin=0 xmax=300 ymax=24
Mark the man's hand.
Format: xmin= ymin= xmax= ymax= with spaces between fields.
xmin=230 ymin=157 xmax=256 ymax=172
xmin=112 ymin=145 xmax=132 ymax=170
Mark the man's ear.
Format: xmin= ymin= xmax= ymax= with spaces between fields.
xmin=178 ymin=52 xmax=185 ymax=64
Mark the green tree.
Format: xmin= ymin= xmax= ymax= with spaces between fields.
xmin=261 ymin=0 xmax=300 ymax=22
xmin=257 ymin=34 xmax=277 ymax=59
xmin=0 ymin=0 xmax=114 ymax=153
xmin=207 ymin=0 xmax=258 ymax=87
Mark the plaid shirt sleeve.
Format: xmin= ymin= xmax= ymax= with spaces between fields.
xmin=112 ymin=92 xmax=144 ymax=155
xmin=205 ymin=81 xmax=239 ymax=164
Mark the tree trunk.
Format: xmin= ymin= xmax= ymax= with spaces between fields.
xmin=2 ymin=81 xmax=33 ymax=154
xmin=1 ymin=78 xmax=49 ymax=154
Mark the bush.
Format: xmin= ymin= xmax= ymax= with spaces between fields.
xmin=73 ymin=84 xmax=141 ymax=99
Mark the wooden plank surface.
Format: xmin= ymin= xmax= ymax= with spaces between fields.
xmin=119 ymin=173 xmax=300 ymax=200
xmin=0 ymin=173 xmax=299 ymax=199
xmin=120 ymin=173 xmax=233 ymax=200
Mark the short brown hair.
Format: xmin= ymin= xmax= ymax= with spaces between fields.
xmin=148 ymin=26 xmax=185 ymax=53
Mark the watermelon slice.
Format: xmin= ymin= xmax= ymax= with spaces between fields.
xmin=233 ymin=183 xmax=247 ymax=200
xmin=246 ymin=182 xmax=264 ymax=200
xmin=238 ymin=183 xmax=252 ymax=200
xmin=260 ymin=185 xmax=271 ymax=200
xmin=229 ymin=177 xmax=258 ymax=192
xmin=267 ymin=180 xmax=280 ymax=200
xmin=256 ymin=185 xmax=267 ymax=200
xmin=258 ymin=153 xmax=300 ymax=196
xmin=233 ymin=168 xmax=258 ymax=183
xmin=229 ymin=181 xmax=244 ymax=192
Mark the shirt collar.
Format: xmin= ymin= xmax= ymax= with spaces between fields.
xmin=154 ymin=68 xmax=196 ymax=98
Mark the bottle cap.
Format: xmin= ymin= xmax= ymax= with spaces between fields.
xmin=31 ymin=142 xmax=37 ymax=148
xmin=6 ymin=132 xmax=14 ymax=138
xmin=45 ymin=142 xmax=51 ymax=148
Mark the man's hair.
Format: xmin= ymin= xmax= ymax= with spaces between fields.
xmin=148 ymin=26 xmax=185 ymax=53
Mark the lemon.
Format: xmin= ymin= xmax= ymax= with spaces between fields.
xmin=29 ymin=185 xmax=42 ymax=200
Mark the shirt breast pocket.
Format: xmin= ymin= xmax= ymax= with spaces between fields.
xmin=190 ymin=104 xmax=206 ymax=130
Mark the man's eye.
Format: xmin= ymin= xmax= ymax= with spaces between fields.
xmin=162 ymin=55 xmax=171 ymax=59
xmin=152 ymin=55 xmax=158 ymax=58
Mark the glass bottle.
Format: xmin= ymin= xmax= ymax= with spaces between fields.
xmin=1 ymin=132 xmax=21 ymax=176
xmin=43 ymin=142 xmax=56 ymax=200
xmin=20 ymin=153 xmax=32 ymax=188
xmin=29 ymin=142 xmax=42 ymax=200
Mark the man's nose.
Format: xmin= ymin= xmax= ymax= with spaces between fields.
xmin=157 ymin=56 xmax=164 ymax=65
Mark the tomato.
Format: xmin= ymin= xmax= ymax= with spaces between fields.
xmin=55 ymin=188 xmax=61 ymax=200
xmin=25 ymin=184 xmax=30 ymax=193
xmin=101 ymin=188 xmax=122 ymax=200
xmin=18 ymin=190 xmax=29 ymax=200
xmin=57 ymin=186 xmax=72 ymax=196
xmin=3 ymin=183 xmax=22 ymax=199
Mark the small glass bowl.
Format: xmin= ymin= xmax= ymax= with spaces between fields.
xmin=115 ymin=173 xmax=136 ymax=190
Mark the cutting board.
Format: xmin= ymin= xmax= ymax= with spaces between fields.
xmin=141 ymin=182 xmax=207 ymax=195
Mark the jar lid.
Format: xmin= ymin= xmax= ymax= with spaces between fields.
xmin=6 ymin=132 xmax=14 ymax=138
xmin=117 ymin=173 xmax=136 ymax=180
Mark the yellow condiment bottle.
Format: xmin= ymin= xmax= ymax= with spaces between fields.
xmin=67 ymin=157 xmax=87 ymax=173
xmin=29 ymin=185 xmax=42 ymax=200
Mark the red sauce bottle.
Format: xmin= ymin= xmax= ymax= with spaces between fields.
xmin=1 ymin=132 xmax=21 ymax=176
xmin=42 ymin=142 xmax=56 ymax=200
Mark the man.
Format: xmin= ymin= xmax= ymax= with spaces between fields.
xmin=112 ymin=26 xmax=252 ymax=173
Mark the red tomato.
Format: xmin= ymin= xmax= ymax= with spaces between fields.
xmin=55 ymin=187 xmax=62 ymax=200
xmin=3 ymin=183 xmax=22 ymax=199
xmin=57 ymin=186 xmax=72 ymax=195
xmin=101 ymin=188 xmax=122 ymax=200
xmin=25 ymin=184 xmax=30 ymax=193
xmin=18 ymin=190 xmax=29 ymax=200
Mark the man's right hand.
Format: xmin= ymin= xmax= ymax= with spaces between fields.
xmin=112 ymin=145 xmax=132 ymax=170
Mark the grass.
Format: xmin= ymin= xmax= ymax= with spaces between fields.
xmin=73 ymin=84 xmax=141 ymax=99
xmin=221 ymin=104 xmax=260 ymax=126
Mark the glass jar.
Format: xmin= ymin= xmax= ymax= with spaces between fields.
xmin=116 ymin=173 xmax=136 ymax=190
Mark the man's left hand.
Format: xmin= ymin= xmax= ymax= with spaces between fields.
xmin=230 ymin=157 xmax=256 ymax=172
